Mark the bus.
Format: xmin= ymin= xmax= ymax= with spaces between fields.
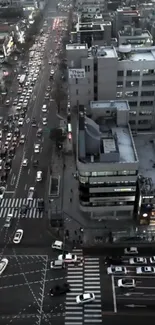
xmin=19 ymin=74 xmax=26 ymax=85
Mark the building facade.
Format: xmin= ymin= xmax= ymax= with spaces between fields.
xmin=77 ymin=100 xmax=139 ymax=220
xmin=67 ymin=44 xmax=155 ymax=130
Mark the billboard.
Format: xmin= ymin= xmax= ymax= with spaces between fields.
xmin=68 ymin=69 xmax=85 ymax=79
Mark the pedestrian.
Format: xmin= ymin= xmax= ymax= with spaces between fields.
xmin=74 ymin=230 xmax=77 ymax=235
xmin=70 ymin=198 xmax=72 ymax=203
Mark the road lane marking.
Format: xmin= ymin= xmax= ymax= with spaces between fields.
xmin=24 ymin=184 xmax=27 ymax=191
xmin=112 ymin=275 xmax=117 ymax=313
xmin=10 ymin=174 xmax=16 ymax=186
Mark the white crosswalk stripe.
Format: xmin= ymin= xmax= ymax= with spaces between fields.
xmin=0 ymin=198 xmax=43 ymax=219
xmin=65 ymin=249 xmax=102 ymax=325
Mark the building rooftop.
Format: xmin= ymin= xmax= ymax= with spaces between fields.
xmin=134 ymin=134 xmax=155 ymax=191
xmin=88 ymin=45 xmax=117 ymax=58
xmin=118 ymin=29 xmax=151 ymax=38
xmin=78 ymin=101 xmax=138 ymax=165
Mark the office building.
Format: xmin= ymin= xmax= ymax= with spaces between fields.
xmin=113 ymin=7 xmax=141 ymax=37
xmin=77 ymin=100 xmax=138 ymax=220
xmin=71 ymin=16 xmax=111 ymax=46
xmin=67 ymin=44 xmax=155 ymax=130
xmin=118 ymin=27 xmax=153 ymax=47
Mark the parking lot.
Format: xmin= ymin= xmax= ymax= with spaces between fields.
xmin=0 ymin=255 xmax=48 ymax=316
xmin=100 ymin=253 xmax=155 ymax=316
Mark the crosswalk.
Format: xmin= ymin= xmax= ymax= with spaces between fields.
xmin=0 ymin=198 xmax=43 ymax=219
xmin=65 ymin=249 xmax=102 ymax=325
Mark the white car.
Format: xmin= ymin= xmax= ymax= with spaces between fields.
xmin=0 ymin=159 xmax=3 ymax=170
xmin=107 ymin=266 xmax=127 ymax=275
xmin=6 ymin=133 xmax=12 ymax=141
xmin=42 ymin=117 xmax=47 ymax=125
xmin=34 ymin=144 xmax=40 ymax=153
xmin=0 ymin=186 xmax=5 ymax=199
xmin=22 ymin=159 xmax=28 ymax=167
xmin=52 ymin=240 xmax=63 ymax=250
xmin=13 ymin=229 xmax=23 ymax=244
xmin=136 ymin=266 xmax=155 ymax=275
xmin=18 ymin=118 xmax=24 ymax=126
xmin=76 ymin=293 xmax=95 ymax=304
xmin=42 ymin=104 xmax=47 ymax=112
xmin=124 ymin=247 xmax=138 ymax=255
xmin=0 ymin=258 xmax=8 ymax=275
xmin=36 ymin=171 xmax=42 ymax=182
xmin=150 ymin=256 xmax=155 ymax=264
xmin=117 ymin=278 xmax=136 ymax=288
xmin=58 ymin=253 xmax=77 ymax=263
xmin=129 ymin=257 xmax=147 ymax=265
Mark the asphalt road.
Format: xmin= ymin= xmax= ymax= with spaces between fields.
xmin=6 ymin=16 xmax=59 ymax=199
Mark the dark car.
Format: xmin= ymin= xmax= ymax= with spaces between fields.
xmin=3 ymin=121 xmax=9 ymax=132
xmin=0 ymin=148 xmax=7 ymax=159
xmin=33 ymin=159 xmax=39 ymax=167
xmin=8 ymin=147 xmax=16 ymax=158
xmin=32 ymin=118 xmax=37 ymax=126
xmin=7 ymin=114 xmax=14 ymax=122
xmin=104 ymin=256 xmax=123 ymax=266
xmin=1 ymin=172 xmax=8 ymax=183
xmin=14 ymin=128 xmax=20 ymax=137
xmin=20 ymin=110 xmax=26 ymax=118
xmin=37 ymin=199 xmax=44 ymax=211
xmin=20 ymin=205 xmax=29 ymax=215
xmin=50 ymin=283 xmax=70 ymax=297
xmin=14 ymin=113 xmax=20 ymax=120
xmin=4 ymin=159 xmax=12 ymax=170
xmin=36 ymin=128 xmax=43 ymax=138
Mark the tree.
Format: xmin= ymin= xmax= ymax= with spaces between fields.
xmin=51 ymin=81 xmax=66 ymax=113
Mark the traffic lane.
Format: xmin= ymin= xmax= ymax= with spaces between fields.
xmin=0 ymin=316 xmax=64 ymax=325
xmin=100 ymin=269 xmax=114 ymax=311
xmin=6 ymin=146 xmax=25 ymax=192
xmin=0 ymin=286 xmax=34 ymax=314
xmin=114 ymin=275 xmax=155 ymax=313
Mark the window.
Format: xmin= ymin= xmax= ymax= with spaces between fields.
xmin=116 ymin=92 xmax=122 ymax=98
xmin=142 ymin=80 xmax=155 ymax=87
xmin=140 ymin=101 xmax=153 ymax=106
xmin=138 ymin=120 xmax=150 ymax=125
xmin=117 ymin=70 xmax=124 ymax=76
xmin=94 ymin=86 xmax=97 ymax=94
xmin=125 ymin=91 xmax=138 ymax=97
xmin=127 ymin=70 xmax=132 ymax=76
xmin=126 ymin=81 xmax=139 ymax=87
xmin=129 ymin=111 xmax=136 ymax=115
xmin=141 ymin=91 xmax=154 ymax=97
xmin=143 ymin=69 xmax=155 ymax=76
xmin=76 ymin=78 xmax=78 ymax=84
xmin=139 ymin=111 xmax=152 ymax=116
xmin=76 ymin=89 xmax=79 ymax=95
xmin=85 ymin=65 xmax=90 ymax=72
xmin=129 ymin=101 xmax=137 ymax=107
xmin=94 ymin=62 xmax=97 ymax=71
xmin=94 ymin=75 xmax=97 ymax=83
xmin=117 ymin=81 xmax=123 ymax=88
xmin=127 ymin=70 xmax=140 ymax=76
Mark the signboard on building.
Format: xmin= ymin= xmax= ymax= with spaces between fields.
xmin=68 ymin=69 xmax=85 ymax=79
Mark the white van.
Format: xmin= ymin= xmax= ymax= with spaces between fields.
xmin=50 ymin=260 xmax=65 ymax=269
xmin=52 ymin=240 xmax=63 ymax=250
xmin=36 ymin=171 xmax=42 ymax=182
